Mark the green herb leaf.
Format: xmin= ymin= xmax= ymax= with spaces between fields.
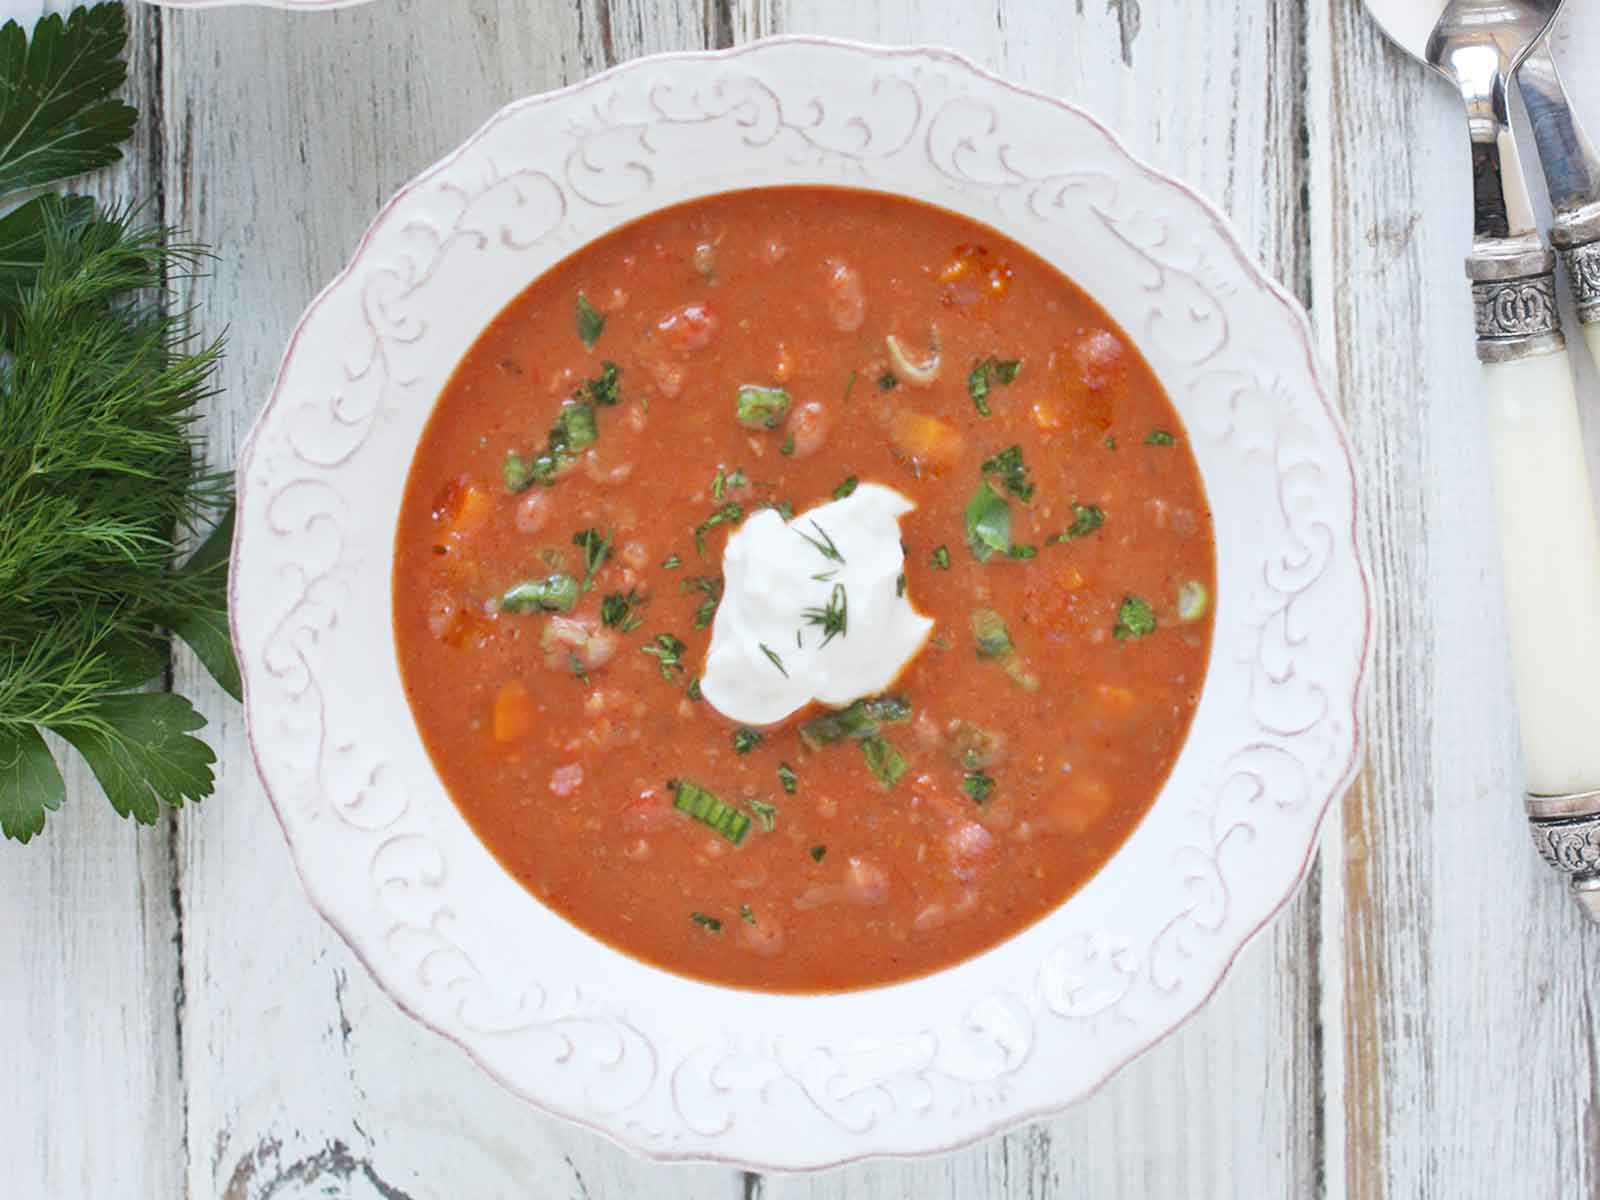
xmin=57 ymin=692 xmax=214 ymax=825
xmin=931 ymin=545 xmax=951 ymax=570
xmin=795 ymin=520 xmax=845 ymax=564
xmin=861 ymin=735 xmax=907 ymax=787
xmin=686 ymin=676 xmax=703 ymax=702
xmin=967 ymin=360 xmax=992 ymax=417
xmin=980 ymin=445 xmax=1035 ymax=501
xmin=777 ymin=762 xmax=798 ymax=794
xmin=1049 ymin=503 xmax=1105 ymax=543
xmin=964 ymin=482 xmax=1012 ymax=562
xmin=799 ymin=694 xmax=911 ymax=749
xmin=601 ymin=588 xmax=643 ymax=629
xmin=501 ymin=573 xmax=581 ymax=613
xmin=159 ymin=504 xmax=241 ymax=701
xmin=642 ymin=633 xmax=687 ymax=681
xmin=843 ymin=370 xmax=859 ymax=402
xmin=575 ymin=291 xmax=605 ymax=348
xmin=671 ymin=778 xmax=749 ymax=845
xmin=662 ymin=553 xmax=683 ymax=570
xmin=877 ymin=372 xmax=898 ymax=391
xmin=0 ymin=723 xmax=64 ymax=843
xmin=694 ymin=502 xmax=745 ymax=555
xmin=732 ymin=727 xmax=763 ymax=754
xmin=963 ymin=771 xmax=996 ymax=804
xmin=760 ymin=642 xmax=788 ymax=677
xmin=683 ymin=574 xmax=724 ymax=629
xmin=780 ymin=434 xmax=795 ymax=457
xmin=801 ymin=582 xmax=848 ymax=647
xmin=832 ymin=475 xmax=859 ymax=500
xmin=690 ymin=911 xmax=723 ymax=932
xmin=0 ymin=6 xmax=136 ymax=197
xmin=1144 ymin=429 xmax=1177 ymax=446
xmin=740 ymin=903 xmax=757 ymax=924
xmin=810 ymin=844 xmax=827 ymax=863
xmin=1114 ymin=596 xmax=1157 ymax=640
xmin=736 ymin=384 xmax=791 ymax=430
xmin=0 ymin=193 xmax=100 ymax=328
xmin=578 ymin=360 xmax=622 ymax=407
xmin=993 ymin=359 xmax=1023 ymax=384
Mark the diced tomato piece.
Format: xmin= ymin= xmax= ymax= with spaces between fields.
xmin=492 ymin=680 xmax=538 ymax=744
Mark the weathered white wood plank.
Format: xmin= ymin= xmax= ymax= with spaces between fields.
xmin=1309 ymin=1 xmax=1600 ymax=1196
xmin=741 ymin=3 xmax=1322 ymax=1197
xmin=160 ymin=3 xmax=745 ymax=1196
xmin=0 ymin=6 xmax=184 ymax=1200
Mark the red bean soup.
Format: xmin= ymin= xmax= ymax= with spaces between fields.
xmin=393 ymin=187 xmax=1216 ymax=992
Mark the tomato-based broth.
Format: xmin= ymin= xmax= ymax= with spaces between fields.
xmin=393 ymin=188 xmax=1215 ymax=992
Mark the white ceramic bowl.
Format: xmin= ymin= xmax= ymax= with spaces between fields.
xmin=232 ymin=38 xmax=1370 ymax=1169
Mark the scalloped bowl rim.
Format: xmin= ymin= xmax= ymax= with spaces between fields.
xmin=230 ymin=36 xmax=1371 ymax=1170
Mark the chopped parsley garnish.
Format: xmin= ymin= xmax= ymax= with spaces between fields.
xmin=504 ymin=397 xmax=600 ymax=491
xmin=600 ymin=588 xmax=644 ymax=630
xmin=931 ymin=545 xmax=951 ymax=570
xmin=963 ymin=771 xmax=996 ymax=804
xmin=795 ymin=520 xmax=845 ymax=564
xmin=683 ymin=575 xmax=723 ymax=628
xmin=1105 ymin=435 xmax=1117 ymax=450
xmin=843 ymin=370 xmax=859 ymax=401
xmin=572 ymin=527 xmax=612 ymax=590
xmin=686 ymin=676 xmax=703 ymax=702
xmin=746 ymin=797 xmax=778 ymax=832
xmin=577 ymin=360 xmax=623 ymax=407
xmin=689 ymin=912 xmax=722 ymax=932
xmin=740 ymin=903 xmax=757 ymax=925
xmin=777 ymin=762 xmax=798 ymax=794
xmin=500 ymin=573 xmax=581 ymax=613
xmin=781 ymin=434 xmax=796 ymax=456
xmin=896 ymin=573 xmax=907 ymax=597
xmin=799 ymin=694 xmax=911 ymax=749
xmin=877 ymin=371 xmax=898 ymax=391
xmin=861 ymin=735 xmax=907 ymax=787
xmin=965 ymin=482 xmax=1035 ymax=562
xmin=732 ymin=727 xmax=763 ymax=755
xmin=801 ymin=582 xmax=848 ymax=647
xmin=1144 ymin=429 xmax=1177 ymax=446
xmin=662 ymin=553 xmax=682 ymax=570
xmin=967 ymin=356 xmax=1023 ymax=417
xmin=694 ymin=502 xmax=746 ymax=555
xmin=1049 ymin=503 xmax=1105 ymax=543
xmin=575 ymin=291 xmax=605 ymax=348
xmin=736 ymin=384 xmax=791 ymax=429
xmin=642 ymin=633 xmax=687 ymax=680
xmin=1114 ymin=596 xmax=1157 ymax=640
xmin=810 ymin=845 xmax=828 ymax=863
xmin=671 ymin=778 xmax=749 ymax=845
xmin=832 ymin=475 xmax=859 ymax=500
xmin=760 ymin=643 xmax=789 ymax=677
xmin=980 ymin=445 xmax=1035 ymax=501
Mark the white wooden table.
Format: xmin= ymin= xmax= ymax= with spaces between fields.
xmin=6 ymin=2 xmax=1600 ymax=1196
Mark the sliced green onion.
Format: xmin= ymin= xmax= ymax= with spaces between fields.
xmin=500 ymin=573 xmax=581 ymax=613
xmin=963 ymin=771 xmax=995 ymax=804
xmin=777 ymin=762 xmax=798 ymax=794
xmin=799 ymin=694 xmax=911 ymax=749
xmin=833 ymin=475 xmax=859 ymax=500
xmin=971 ymin=608 xmax=1013 ymax=658
xmin=672 ymin=779 xmax=750 ymax=845
xmin=736 ymin=384 xmax=791 ymax=429
xmin=931 ymin=545 xmax=951 ymax=570
xmin=689 ymin=911 xmax=722 ymax=932
xmin=746 ymin=797 xmax=778 ymax=832
xmin=1177 ymin=580 xmax=1210 ymax=622
xmin=732 ymin=727 xmax=763 ymax=755
xmin=1144 ymin=429 xmax=1177 ymax=446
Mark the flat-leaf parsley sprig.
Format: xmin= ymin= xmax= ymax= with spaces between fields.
xmin=0 ymin=3 xmax=237 ymax=843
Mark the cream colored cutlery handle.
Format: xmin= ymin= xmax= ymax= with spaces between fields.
xmin=1486 ymin=346 xmax=1600 ymax=795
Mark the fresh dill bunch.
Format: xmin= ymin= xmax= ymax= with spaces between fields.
xmin=0 ymin=208 xmax=236 ymax=841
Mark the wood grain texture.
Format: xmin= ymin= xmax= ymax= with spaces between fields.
xmin=11 ymin=0 xmax=1600 ymax=1196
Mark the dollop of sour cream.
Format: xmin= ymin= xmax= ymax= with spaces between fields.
xmin=701 ymin=483 xmax=934 ymax=726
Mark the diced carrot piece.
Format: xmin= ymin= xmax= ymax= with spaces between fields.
xmin=1094 ymin=683 xmax=1136 ymax=714
xmin=888 ymin=410 xmax=965 ymax=476
xmin=1050 ymin=775 xmax=1115 ymax=836
xmin=492 ymin=680 xmax=538 ymax=744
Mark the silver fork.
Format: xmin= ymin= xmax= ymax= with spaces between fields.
xmin=1365 ymin=0 xmax=1600 ymax=919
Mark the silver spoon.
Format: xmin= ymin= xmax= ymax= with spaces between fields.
xmin=1365 ymin=0 xmax=1600 ymax=919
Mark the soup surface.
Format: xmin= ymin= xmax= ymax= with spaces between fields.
xmin=393 ymin=187 xmax=1215 ymax=992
